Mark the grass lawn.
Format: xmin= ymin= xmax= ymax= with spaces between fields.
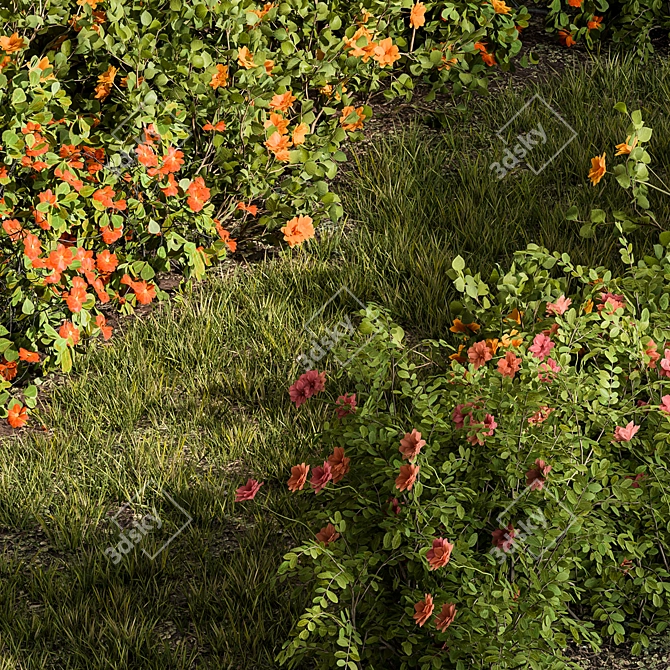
xmin=1 ymin=54 xmax=670 ymax=668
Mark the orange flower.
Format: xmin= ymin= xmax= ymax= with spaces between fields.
xmin=501 ymin=330 xmax=523 ymax=348
xmin=567 ymin=0 xmax=582 ymax=6
xmin=203 ymin=120 xmax=226 ymax=132
xmin=486 ymin=338 xmax=500 ymax=355
xmin=94 ymin=65 xmax=117 ymax=100
xmin=450 ymin=318 xmax=480 ymax=334
xmin=449 ymin=344 xmax=466 ymax=363
xmin=101 ymin=224 xmax=123 ymax=244
xmin=491 ymin=0 xmax=511 ymax=12
xmin=59 ymin=321 xmax=80 ymax=346
xmin=161 ymin=174 xmax=179 ymax=197
xmin=315 ymin=523 xmax=340 ymax=546
xmin=269 ymin=90 xmax=296 ymax=112
xmin=95 ymin=314 xmax=113 ymax=341
xmin=583 ymin=299 xmax=594 ymax=314
xmin=136 ymin=143 xmax=158 ymax=168
xmin=210 ymin=64 xmax=229 ymax=89
xmin=435 ymin=603 xmax=457 ymax=632
xmin=264 ymin=59 xmax=274 ymax=75
xmin=558 ymin=30 xmax=576 ymax=47
xmin=0 ymin=359 xmax=18 ymax=382
xmin=587 ymin=15 xmax=603 ymax=30
xmin=238 ymin=46 xmax=256 ymax=69
xmin=372 ymin=38 xmax=400 ymax=68
xmin=78 ymin=0 xmax=99 ymax=7
xmin=96 ymin=250 xmax=118 ymax=273
xmin=54 ymin=167 xmax=84 ymax=192
xmin=413 ymin=594 xmax=434 ymax=627
xmin=340 ymin=106 xmax=365 ymax=132
xmin=264 ymin=112 xmax=289 ymax=135
xmin=23 ymin=233 xmax=42 ymax=260
xmin=2 ymin=219 xmax=24 ymax=242
xmin=409 ymin=2 xmax=426 ymax=28
xmin=507 ymin=308 xmax=523 ymax=324
xmin=292 ymin=122 xmax=309 ymax=145
xmin=236 ymin=202 xmax=258 ymax=216
xmin=281 ymin=215 xmax=314 ymax=247
xmin=265 ymin=131 xmax=292 ymax=161
xmin=615 ymin=135 xmax=637 ymax=156
xmin=395 ymin=463 xmax=419 ymax=492
xmin=19 ymin=348 xmax=40 ymax=363
xmin=214 ymin=221 xmax=238 ymax=252
xmin=588 ymin=153 xmax=606 ymax=185
xmin=327 ymin=447 xmax=350 ymax=483
xmin=287 ymin=463 xmax=310 ymax=491
xmin=497 ymin=351 xmax=521 ymax=378
xmin=344 ymin=27 xmax=377 ymax=62
xmin=120 ymin=274 xmax=157 ymax=305
xmin=252 ymin=2 xmax=274 ymax=18
xmin=64 ymin=276 xmax=88 ymax=313
xmin=0 ymin=33 xmax=25 ymax=54
xmin=186 ymin=177 xmax=211 ymax=212
xmin=7 ymin=402 xmax=28 ymax=429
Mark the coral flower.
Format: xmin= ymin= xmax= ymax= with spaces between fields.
xmin=7 ymin=402 xmax=28 ymax=428
xmin=492 ymin=523 xmax=516 ymax=552
xmin=19 ymin=348 xmax=40 ymax=363
xmin=529 ymin=333 xmax=554 ymax=361
xmin=327 ymin=447 xmax=350 ymax=483
xmin=613 ymin=421 xmax=640 ymax=443
xmin=265 ymin=131 xmax=292 ymax=162
xmin=186 ymin=176 xmax=211 ymax=212
xmin=528 ymin=406 xmax=554 ymax=425
xmin=426 ymin=538 xmax=454 ymax=570
xmin=59 ymin=321 xmax=80 ymax=346
xmin=660 ymin=395 xmax=670 ymax=414
xmin=315 ymin=523 xmax=340 ymax=546
xmin=310 ymin=461 xmax=333 ymax=493
xmin=269 ymin=90 xmax=296 ymax=112
xmin=335 ymin=393 xmax=356 ymax=418
xmin=372 ymin=38 xmax=401 ymax=68
xmin=492 ymin=0 xmax=511 ymax=13
xmin=101 ymin=224 xmax=123 ymax=244
xmin=466 ymin=413 xmax=497 ymax=446
xmin=210 ymin=64 xmax=229 ymax=89
xmin=395 ymin=464 xmax=419 ymax=492
xmin=497 ymin=351 xmax=521 ymax=379
xmin=409 ymin=2 xmax=426 ymax=28
xmin=525 ymin=458 xmax=552 ymax=491
xmin=644 ymin=339 xmax=660 ymax=368
xmin=413 ymin=594 xmax=434 ymax=627
xmin=95 ymin=314 xmax=113 ymax=341
xmin=435 ymin=603 xmax=457 ymax=632
xmin=588 ymin=153 xmax=606 ymax=185
xmin=546 ymin=295 xmax=572 ymax=316
xmin=468 ymin=340 xmax=492 ymax=369
xmin=235 ymin=478 xmax=263 ymax=502
xmin=287 ymin=463 xmax=310 ymax=491
xmin=281 ymin=215 xmax=315 ymax=247
xmin=96 ymin=250 xmax=118 ymax=273
xmin=399 ymin=429 xmax=426 ymax=461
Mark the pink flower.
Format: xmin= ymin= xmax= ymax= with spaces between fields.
xmin=538 ymin=358 xmax=561 ymax=382
xmin=467 ymin=340 xmax=492 ymax=370
xmin=399 ymin=429 xmax=426 ymax=461
xmin=289 ymin=370 xmax=326 ymax=407
xmin=452 ymin=403 xmax=471 ymax=429
xmin=497 ymin=351 xmax=521 ymax=379
xmin=525 ymin=458 xmax=551 ymax=491
xmin=546 ymin=295 xmax=572 ymax=316
xmin=235 ymin=479 xmax=263 ymax=502
xmin=660 ymin=349 xmax=670 ymax=379
xmin=529 ymin=333 xmax=554 ymax=361
xmin=613 ymin=421 xmax=640 ymax=443
xmin=426 ymin=538 xmax=454 ymax=570
xmin=528 ymin=406 xmax=554 ymax=425
xmin=660 ymin=395 xmax=670 ymax=414
xmin=335 ymin=393 xmax=356 ymax=418
xmin=310 ymin=461 xmax=333 ymax=493
xmin=598 ymin=292 xmax=626 ymax=314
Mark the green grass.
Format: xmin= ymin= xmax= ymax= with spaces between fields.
xmin=1 ymin=54 xmax=670 ymax=668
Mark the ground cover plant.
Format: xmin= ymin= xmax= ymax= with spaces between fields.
xmin=0 ymin=53 xmax=670 ymax=668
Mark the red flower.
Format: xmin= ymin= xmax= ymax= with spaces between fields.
xmin=525 ymin=458 xmax=551 ymax=490
xmin=492 ymin=523 xmax=516 ymax=553
xmin=335 ymin=393 xmax=356 ymax=418
xmin=289 ymin=370 xmax=326 ymax=407
xmin=235 ymin=478 xmax=263 ymax=502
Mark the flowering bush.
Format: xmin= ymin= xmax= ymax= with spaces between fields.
xmin=270 ymin=231 xmax=670 ymax=667
xmin=0 ymin=0 xmax=532 ymax=426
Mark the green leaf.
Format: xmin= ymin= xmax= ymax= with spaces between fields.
xmin=452 ymin=255 xmax=465 ymax=272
